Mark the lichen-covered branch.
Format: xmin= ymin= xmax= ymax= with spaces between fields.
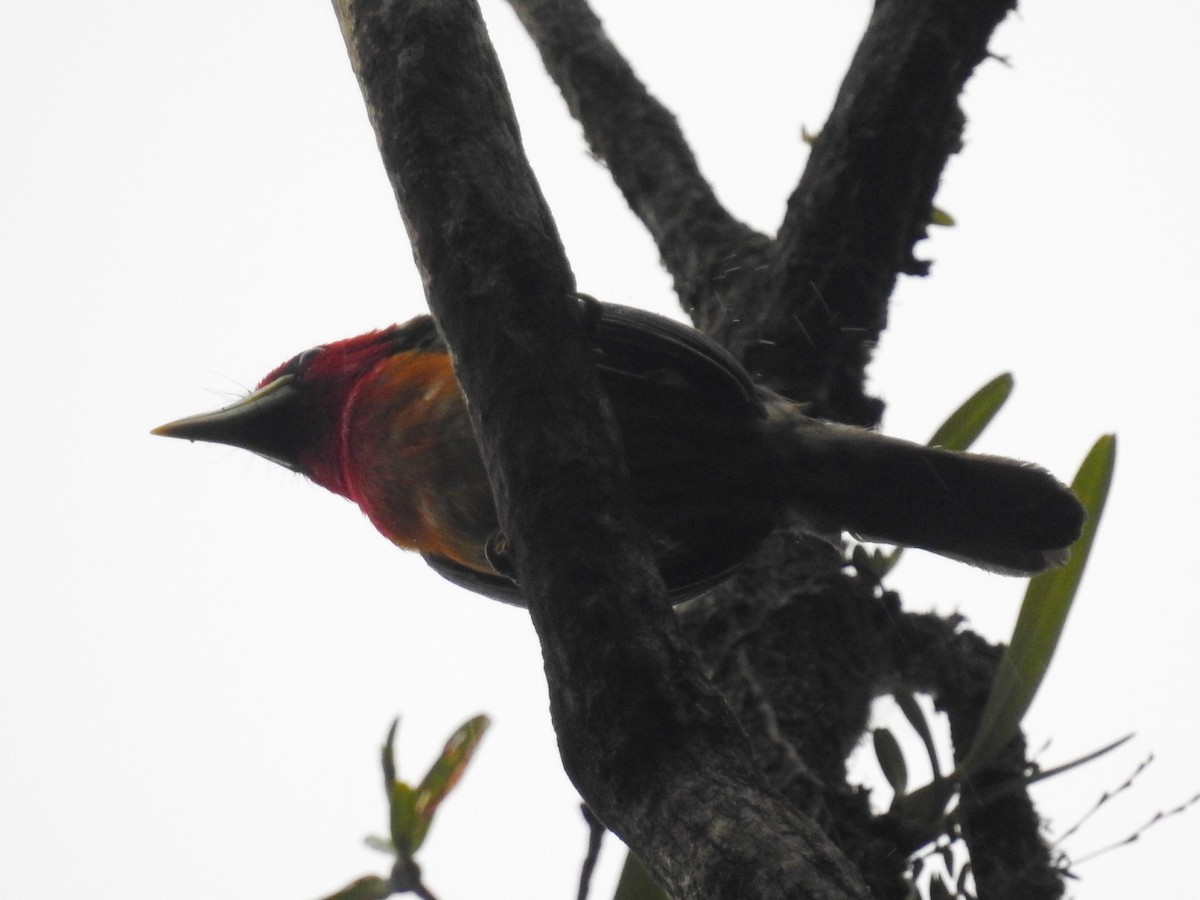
xmin=680 ymin=535 xmax=913 ymax=899
xmin=762 ymin=0 xmax=1019 ymax=423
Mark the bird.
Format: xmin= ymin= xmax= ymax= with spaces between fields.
xmin=153 ymin=300 xmax=1084 ymax=605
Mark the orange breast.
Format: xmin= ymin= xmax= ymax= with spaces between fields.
xmin=343 ymin=351 xmax=499 ymax=574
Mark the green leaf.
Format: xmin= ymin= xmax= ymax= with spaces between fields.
xmin=927 ymin=373 xmax=1013 ymax=452
xmin=407 ymin=714 xmax=490 ymax=852
xmin=965 ymin=733 xmax=1133 ymax=809
xmin=364 ymin=835 xmax=394 ymax=855
xmin=930 ymin=206 xmax=956 ymax=228
xmin=378 ymin=715 xmax=490 ymax=854
xmin=389 ymin=781 xmax=420 ymax=854
xmin=613 ymin=851 xmax=671 ymax=900
xmin=881 ymin=374 xmax=1014 ymax=572
xmin=318 ymin=875 xmax=393 ymax=900
xmin=415 ymin=715 xmax=490 ymax=812
xmin=1021 ymin=732 xmax=1132 ymax=788
xmin=957 ymin=434 xmax=1116 ymax=778
xmin=873 ymin=728 xmax=909 ymax=798
xmin=379 ymin=717 xmax=420 ymax=853
xmin=382 ymin=718 xmax=399 ymax=796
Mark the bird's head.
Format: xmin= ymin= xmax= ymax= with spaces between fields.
xmin=152 ymin=319 xmax=441 ymax=496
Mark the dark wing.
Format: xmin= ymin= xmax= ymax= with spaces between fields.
xmin=587 ymin=302 xmax=762 ymax=416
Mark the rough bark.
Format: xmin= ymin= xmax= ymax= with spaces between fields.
xmin=333 ymin=1 xmax=871 ymax=898
xmin=332 ymin=0 xmax=1063 ymax=898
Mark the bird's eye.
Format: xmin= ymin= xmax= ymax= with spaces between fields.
xmin=292 ymin=347 xmax=324 ymax=372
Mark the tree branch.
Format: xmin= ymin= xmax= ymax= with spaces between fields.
xmin=681 ymin=535 xmax=911 ymax=900
xmin=759 ymin=0 xmax=1019 ymax=423
xmin=685 ymin=541 xmax=1066 ymax=900
xmin=331 ymin=1 xmax=871 ymax=897
xmin=506 ymin=0 xmax=773 ymax=325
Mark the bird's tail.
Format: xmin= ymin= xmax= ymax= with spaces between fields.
xmin=777 ymin=419 xmax=1085 ymax=574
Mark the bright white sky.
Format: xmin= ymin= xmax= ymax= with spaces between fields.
xmin=4 ymin=2 xmax=1198 ymax=898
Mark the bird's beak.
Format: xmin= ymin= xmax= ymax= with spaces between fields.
xmin=152 ymin=375 xmax=304 ymax=471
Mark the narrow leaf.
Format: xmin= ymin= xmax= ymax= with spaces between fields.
xmin=958 ymin=434 xmax=1116 ymax=777
xmin=930 ymin=206 xmax=957 ymax=227
xmin=927 ymin=373 xmax=1013 ymax=452
xmin=382 ymin=718 xmax=399 ymax=796
xmin=895 ymin=691 xmax=941 ymax=780
xmin=613 ymin=851 xmax=671 ymax=900
xmin=1023 ymin=733 xmax=1133 ymax=789
xmin=364 ymin=835 xmax=395 ymax=855
xmin=409 ymin=714 xmax=490 ymax=851
xmin=873 ymin=728 xmax=909 ymax=797
xmin=318 ymin=875 xmax=393 ymax=900
xmin=966 ymin=733 xmax=1135 ymax=810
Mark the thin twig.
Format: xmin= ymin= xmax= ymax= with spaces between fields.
xmin=577 ymin=804 xmax=606 ymax=900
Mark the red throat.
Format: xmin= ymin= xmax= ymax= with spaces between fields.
xmin=338 ymin=351 xmax=497 ymax=572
